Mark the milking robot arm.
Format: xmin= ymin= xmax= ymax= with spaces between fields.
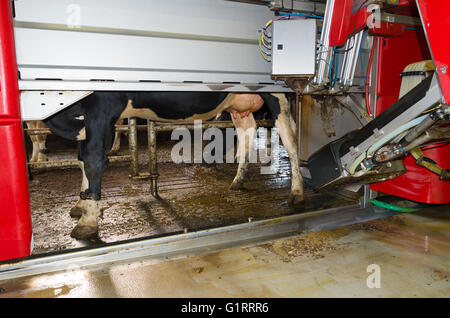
xmin=307 ymin=73 xmax=449 ymax=189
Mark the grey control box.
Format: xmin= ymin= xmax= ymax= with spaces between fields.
xmin=272 ymin=19 xmax=317 ymax=77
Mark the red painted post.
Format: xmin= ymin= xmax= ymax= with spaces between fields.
xmin=0 ymin=0 xmax=33 ymax=261
xmin=416 ymin=0 xmax=450 ymax=104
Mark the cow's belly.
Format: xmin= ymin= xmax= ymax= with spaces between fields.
xmin=120 ymin=98 xmax=230 ymax=122
xmin=120 ymin=92 xmax=231 ymax=122
xmin=120 ymin=93 xmax=264 ymax=122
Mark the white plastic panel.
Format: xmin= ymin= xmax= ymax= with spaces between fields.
xmin=20 ymin=90 xmax=93 ymax=121
xmin=13 ymin=0 xmax=286 ymax=90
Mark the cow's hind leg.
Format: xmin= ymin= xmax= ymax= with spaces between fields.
xmin=261 ymin=93 xmax=304 ymax=205
xmin=229 ymin=113 xmax=257 ymax=190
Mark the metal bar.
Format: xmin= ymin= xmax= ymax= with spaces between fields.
xmin=127 ymin=118 xmax=139 ymax=178
xmin=14 ymin=21 xmax=260 ymax=45
xmin=148 ymin=120 xmax=159 ymax=197
xmin=361 ymin=184 xmax=372 ymax=208
xmin=0 ymin=203 xmax=396 ymax=281
xmin=154 ymin=120 xmax=274 ymax=131
xmin=296 ymin=93 xmax=302 ymax=162
xmin=115 ymin=120 xmax=275 ymax=132
xmin=26 ymin=120 xmax=275 ymax=135
xmin=380 ymin=12 xmax=422 ymax=27
xmin=28 ymin=155 xmax=131 ymax=169
xmin=339 ymin=31 xmax=364 ymax=89
xmin=18 ymin=81 xmax=293 ymax=92
xmin=312 ymin=0 xmax=335 ymax=86
xmin=269 ymin=0 xmax=326 ymax=15
xmin=23 ymin=128 xmax=52 ymax=135
xmin=226 ymin=0 xmax=270 ymax=6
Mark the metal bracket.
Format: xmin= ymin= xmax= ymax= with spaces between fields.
xmin=20 ymin=90 xmax=93 ymax=121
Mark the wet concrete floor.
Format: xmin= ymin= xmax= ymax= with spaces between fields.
xmin=27 ymin=131 xmax=357 ymax=254
xmin=0 ymin=206 xmax=448 ymax=298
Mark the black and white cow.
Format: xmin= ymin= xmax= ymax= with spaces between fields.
xmin=43 ymin=92 xmax=303 ymax=239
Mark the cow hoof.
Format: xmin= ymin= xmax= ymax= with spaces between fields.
xmin=70 ymin=224 xmax=98 ymax=239
xmin=229 ymin=181 xmax=244 ymax=190
xmin=70 ymin=207 xmax=85 ymax=218
xmin=288 ymin=192 xmax=304 ymax=206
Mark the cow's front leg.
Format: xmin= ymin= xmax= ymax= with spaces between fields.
xmin=71 ymin=194 xmax=101 ymax=239
xmin=229 ymin=113 xmax=257 ymax=190
xmin=70 ymin=161 xmax=90 ymax=217
xmin=70 ymin=140 xmax=107 ymax=239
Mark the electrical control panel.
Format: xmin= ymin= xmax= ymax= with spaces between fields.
xmin=271 ymin=19 xmax=317 ymax=77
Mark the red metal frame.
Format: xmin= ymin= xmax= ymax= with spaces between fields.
xmin=416 ymin=0 xmax=450 ymax=104
xmin=369 ymin=27 xmax=450 ymax=204
xmin=368 ymin=21 xmax=405 ymax=37
xmin=368 ymin=1 xmax=450 ymax=204
xmin=328 ymin=1 xmax=450 ymax=204
xmin=329 ymin=0 xmax=370 ymax=47
xmin=0 ymin=0 xmax=32 ymax=261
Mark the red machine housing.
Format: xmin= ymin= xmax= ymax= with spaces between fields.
xmin=369 ymin=1 xmax=450 ymax=204
xmin=330 ymin=0 xmax=450 ymax=204
xmin=0 ymin=1 xmax=33 ymax=261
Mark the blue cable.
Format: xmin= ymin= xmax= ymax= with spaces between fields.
xmin=329 ymin=47 xmax=335 ymax=84
xmin=277 ymin=12 xmax=324 ymax=20
xmin=360 ymin=30 xmax=367 ymax=87
xmin=333 ymin=47 xmax=339 ymax=86
xmin=328 ymin=47 xmax=340 ymax=87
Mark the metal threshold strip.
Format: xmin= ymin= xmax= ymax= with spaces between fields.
xmin=0 ymin=204 xmax=394 ymax=281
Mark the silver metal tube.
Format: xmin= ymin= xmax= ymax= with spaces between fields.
xmin=296 ymin=93 xmax=302 ymax=162
xmin=339 ymin=31 xmax=364 ymax=90
xmin=312 ymin=0 xmax=335 ymax=86
xmin=403 ymin=131 xmax=432 ymax=153
xmin=148 ymin=120 xmax=159 ymax=198
xmin=404 ymin=115 xmax=436 ymax=144
xmin=127 ymin=118 xmax=139 ymax=178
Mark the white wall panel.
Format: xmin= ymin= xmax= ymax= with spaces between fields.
xmin=13 ymin=0 xmax=286 ymax=90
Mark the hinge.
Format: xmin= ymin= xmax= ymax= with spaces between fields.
xmin=10 ymin=1 xmax=16 ymax=18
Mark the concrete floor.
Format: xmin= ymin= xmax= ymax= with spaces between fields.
xmin=27 ymin=131 xmax=356 ymax=254
xmin=11 ymin=129 xmax=448 ymax=298
xmin=1 ymin=206 xmax=448 ymax=298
